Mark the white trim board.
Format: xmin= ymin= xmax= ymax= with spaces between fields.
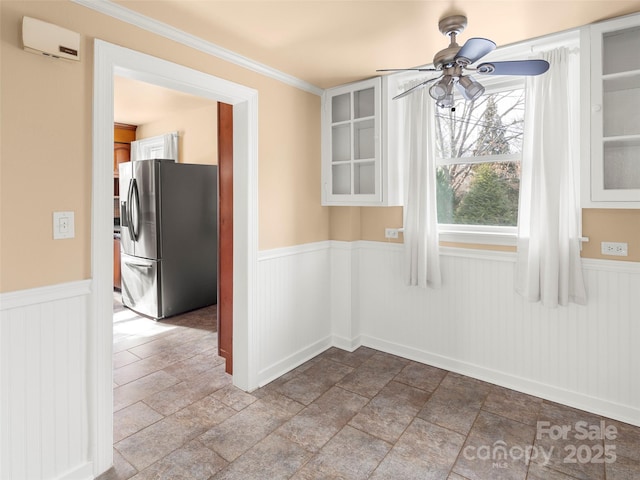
xmin=0 ymin=280 xmax=91 ymax=311
xmin=71 ymin=0 xmax=323 ymax=96
xmin=91 ymin=40 xmax=259 ymax=477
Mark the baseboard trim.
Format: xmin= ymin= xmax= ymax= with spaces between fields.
xmin=360 ymin=334 xmax=640 ymax=427
xmin=54 ymin=461 xmax=93 ymax=480
xmin=257 ymin=336 xmax=333 ymax=388
xmin=331 ymin=334 xmax=362 ymax=353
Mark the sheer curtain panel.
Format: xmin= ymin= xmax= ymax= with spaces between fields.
xmin=402 ymin=86 xmax=442 ymax=288
xmin=516 ymin=48 xmax=586 ymax=307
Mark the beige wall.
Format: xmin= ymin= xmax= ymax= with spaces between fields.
xmin=136 ymin=104 xmax=219 ymax=166
xmin=336 ymin=206 xmax=640 ymax=260
xmin=0 ymin=1 xmax=328 ymax=292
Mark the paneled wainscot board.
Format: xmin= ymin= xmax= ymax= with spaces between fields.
xmin=346 ymin=241 xmax=640 ymax=427
xmin=257 ymin=242 xmax=333 ymax=385
xmin=0 ymin=280 xmax=92 ymax=480
xmin=258 ymin=241 xmax=639 ymax=426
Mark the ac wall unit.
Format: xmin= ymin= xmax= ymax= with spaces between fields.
xmin=22 ymin=16 xmax=80 ymax=61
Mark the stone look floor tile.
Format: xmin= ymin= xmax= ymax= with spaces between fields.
xmin=142 ymin=364 xmax=231 ymax=416
xmin=292 ymin=425 xmax=392 ymax=480
xmin=393 ymin=361 xmax=448 ymax=393
xmin=605 ymin=419 xmax=640 ymax=462
xmin=371 ymin=417 xmax=466 ymax=480
xmin=321 ymin=346 xmax=378 ymax=368
xmin=526 ymin=462 xmax=585 ymax=479
xmin=113 ymin=370 xmax=181 ymax=412
xmin=212 ymin=432 xmax=314 ymax=480
xmin=337 ymin=352 xmax=408 ymax=398
xmin=113 ymin=350 xmax=141 ymax=369
xmin=417 ymin=373 xmax=492 ymax=435
xmin=482 ymin=385 xmax=543 ymax=426
xmin=277 ymin=386 xmax=369 ymax=452
xmin=605 ymin=454 xmax=640 ymax=480
xmin=113 ymin=401 xmax=163 ymax=443
xmin=198 ymin=393 xmax=304 ymax=462
xmin=349 ymin=380 xmax=431 ymax=444
xmin=452 ymin=410 xmax=536 ymax=480
xmin=131 ymin=439 xmax=227 ymax=480
xmin=210 ymin=383 xmax=258 ymax=411
xmin=100 ymin=296 xmax=640 ymax=480
xmin=531 ymin=402 xmax=606 ymax=480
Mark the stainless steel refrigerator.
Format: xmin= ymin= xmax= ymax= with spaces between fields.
xmin=119 ymin=158 xmax=217 ymax=319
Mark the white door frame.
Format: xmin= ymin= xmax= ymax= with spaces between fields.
xmin=91 ymin=40 xmax=259 ymax=476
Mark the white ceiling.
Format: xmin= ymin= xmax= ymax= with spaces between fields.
xmin=112 ymin=1 xmax=640 ymax=124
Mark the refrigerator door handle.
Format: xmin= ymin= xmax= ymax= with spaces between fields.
xmin=128 ymin=178 xmax=140 ymax=241
xmin=124 ymin=261 xmax=152 ymax=269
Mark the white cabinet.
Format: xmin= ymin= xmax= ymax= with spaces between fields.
xmin=584 ymin=13 xmax=640 ymax=206
xmin=321 ymin=77 xmax=403 ymax=206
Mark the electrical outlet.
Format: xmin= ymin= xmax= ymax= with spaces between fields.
xmin=601 ymin=242 xmax=628 ymax=257
xmin=385 ymin=228 xmax=399 ymax=239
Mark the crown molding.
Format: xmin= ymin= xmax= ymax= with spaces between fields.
xmin=71 ymin=0 xmax=324 ymax=96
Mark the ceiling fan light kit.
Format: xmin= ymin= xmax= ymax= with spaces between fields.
xmin=378 ymin=14 xmax=551 ymax=107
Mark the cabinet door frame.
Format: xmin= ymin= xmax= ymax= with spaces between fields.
xmin=585 ymin=14 xmax=640 ymax=207
xmin=322 ymin=77 xmax=383 ymax=205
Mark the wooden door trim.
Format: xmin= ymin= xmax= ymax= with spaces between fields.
xmin=218 ymin=102 xmax=233 ymax=374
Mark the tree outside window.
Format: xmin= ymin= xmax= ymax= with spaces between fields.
xmin=435 ymin=84 xmax=525 ymax=227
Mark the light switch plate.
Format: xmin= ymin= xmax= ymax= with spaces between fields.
xmin=53 ymin=211 xmax=75 ymax=239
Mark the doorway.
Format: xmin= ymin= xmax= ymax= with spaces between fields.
xmin=112 ymin=79 xmax=232 ymax=372
xmin=92 ymin=40 xmax=259 ymax=475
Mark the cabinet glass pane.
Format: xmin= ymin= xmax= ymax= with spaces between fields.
xmin=354 ymin=161 xmax=375 ymax=194
xmin=603 ymin=142 xmax=640 ymax=189
xmin=603 ymin=27 xmax=640 ymax=74
xmin=354 ymin=119 xmax=375 ymax=160
xmin=603 ymin=80 xmax=640 ymax=137
xmin=332 ymin=124 xmax=351 ymax=162
xmin=332 ymin=164 xmax=351 ymax=194
xmin=354 ymin=88 xmax=375 ymax=119
xmin=332 ymin=93 xmax=351 ymax=123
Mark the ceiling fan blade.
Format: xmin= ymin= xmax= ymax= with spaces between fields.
xmin=476 ymin=59 xmax=550 ymax=76
xmin=392 ymin=76 xmax=442 ymax=100
xmin=454 ymin=37 xmax=496 ymax=65
xmin=377 ymin=68 xmax=438 ymax=73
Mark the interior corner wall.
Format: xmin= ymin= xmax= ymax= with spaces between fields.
xmin=337 ymin=241 xmax=640 ymax=427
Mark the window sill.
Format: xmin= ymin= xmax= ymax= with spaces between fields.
xmin=438 ymin=228 xmax=517 ymax=247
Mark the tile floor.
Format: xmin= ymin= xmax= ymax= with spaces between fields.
xmin=100 ymin=296 xmax=640 ymax=479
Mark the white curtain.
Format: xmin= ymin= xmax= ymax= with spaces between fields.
xmin=516 ymin=48 xmax=586 ymax=307
xmin=402 ymin=86 xmax=442 ymax=288
xmin=130 ymin=132 xmax=179 ymax=161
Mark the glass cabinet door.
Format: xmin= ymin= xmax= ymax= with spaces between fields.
xmin=590 ymin=18 xmax=640 ymax=203
xmin=324 ymin=78 xmax=381 ymax=204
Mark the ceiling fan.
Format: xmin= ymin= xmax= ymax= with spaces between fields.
xmin=378 ymin=15 xmax=550 ymax=108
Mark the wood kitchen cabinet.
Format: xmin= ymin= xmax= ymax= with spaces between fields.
xmin=114 ymin=123 xmax=136 ymax=290
xmin=113 ymin=236 xmax=121 ymax=290
xmin=114 ymin=123 xmax=137 ymax=196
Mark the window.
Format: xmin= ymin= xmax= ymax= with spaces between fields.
xmin=435 ymin=78 xmax=525 ymax=243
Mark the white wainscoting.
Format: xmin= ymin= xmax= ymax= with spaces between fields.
xmin=256 ymin=242 xmax=333 ymax=386
xmin=351 ymin=241 xmax=640 ymax=427
xmin=0 ymin=280 xmax=93 ymax=480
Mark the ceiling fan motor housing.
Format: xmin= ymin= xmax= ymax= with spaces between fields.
xmin=433 ymin=15 xmax=468 ymax=69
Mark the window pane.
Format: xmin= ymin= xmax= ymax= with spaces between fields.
xmin=435 ymin=88 xmax=525 ymax=160
xmin=437 ymin=162 xmax=520 ymax=226
xmin=435 ymin=84 xmax=525 ymax=228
